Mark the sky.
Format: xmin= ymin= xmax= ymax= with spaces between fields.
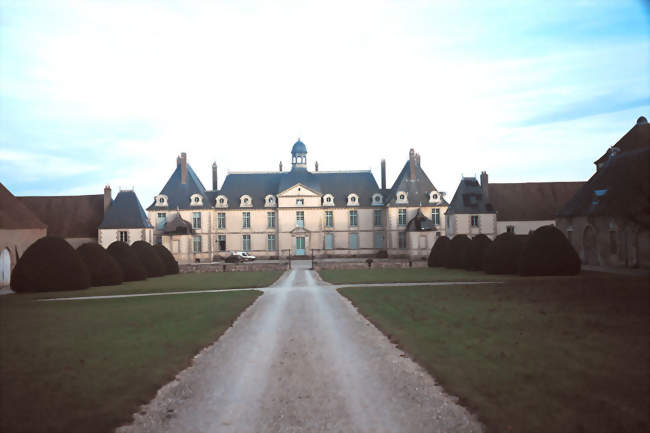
xmin=1 ymin=0 xmax=649 ymax=207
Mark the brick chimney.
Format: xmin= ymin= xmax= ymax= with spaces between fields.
xmin=180 ymin=152 xmax=187 ymax=185
xmin=409 ymin=149 xmax=416 ymax=181
xmin=415 ymin=153 xmax=421 ymax=167
xmin=381 ymin=159 xmax=386 ymax=190
xmin=315 ymin=161 xmax=319 ymax=172
xmin=103 ymin=185 xmax=112 ymax=214
xmin=480 ymin=171 xmax=489 ymax=201
xmin=212 ymin=162 xmax=218 ymax=190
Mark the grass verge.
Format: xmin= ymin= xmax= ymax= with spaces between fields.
xmin=23 ymin=270 xmax=283 ymax=299
xmin=339 ymin=275 xmax=649 ymax=433
xmin=0 ymin=290 xmax=262 ymax=433
xmin=319 ymin=267 xmax=520 ymax=284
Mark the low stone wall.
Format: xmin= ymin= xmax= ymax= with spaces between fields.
xmin=312 ymin=259 xmax=428 ymax=271
xmin=180 ymin=261 xmax=290 ymax=273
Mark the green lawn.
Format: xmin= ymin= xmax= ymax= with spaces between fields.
xmin=319 ymin=267 xmax=520 ymax=284
xmin=0 ymin=288 xmax=262 ymax=433
xmin=339 ymin=275 xmax=649 ymax=433
xmin=25 ymin=270 xmax=283 ymax=299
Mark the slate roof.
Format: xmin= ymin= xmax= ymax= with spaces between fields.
xmin=406 ymin=209 xmax=435 ymax=231
xmin=0 ymin=183 xmax=47 ymax=230
xmin=594 ymin=117 xmax=649 ymax=166
xmin=387 ymin=160 xmax=447 ymax=207
xmin=446 ymin=177 xmax=495 ymax=215
xmin=217 ymin=168 xmax=380 ymax=208
xmin=558 ymin=145 xmax=649 ymax=221
xmin=19 ymin=194 xmax=104 ymax=238
xmin=99 ymin=190 xmax=153 ymax=229
xmin=291 ymin=139 xmax=307 ymax=154
xmin=147 ymin=162 xmax=210 ymax=211
xmin=488 ymin=182 xmax=584 ymax=221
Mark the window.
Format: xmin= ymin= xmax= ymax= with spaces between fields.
xmin=326 ymin=196 xmax=332 ymax=203
xmin=399 ymin=194 xmax=405 ymax=200
xmin=242 ymin=234 xmax=251 ymax=251
xmin=192 ymin=212 xmax=201 ymax=229
xmin=432 ymin=194 xmax=438 ymax=200
xmin=436 ymin=231 xmax=441 ymax=238
xmin=506 ymin=225 xmax=515 ymax=234
xmin=157 ymin=212 xmax=166 ymax=229
xmin=217 ymin=235 xmax=226 ymax=251
xmin=296 ymin=199 xmax=304 ymax=206
xmin=349 ymin=210 xmax=358 ymax=227
xmin=296 ymin=211 xmax=304 ymax=227
xmin=154 ymin=236 xmax=162 ymax=245
xmin=471 ymin=215 xmax=479 ymax=227
xmin=193 ymin=236 xmax=202 ymax=253
xmin=219 ymin=198 xmax=225 ymax=204
xmin=374 ymin=232 xmax=383 ymax=249
xmin=351 ymin=196 xmax=356 ymax=203
xmin=267 ymin=234 xmax=276 ymax=251
xmin=158 ymin=197 xmax=165 ymax=204
xmin=267 ymin=212 xmax=276 ymax=228
xmin=194 ymin=196 xmax=200 ymax=203
xmin=242 ymin=212 xmax=250 ymax=228
xmin=374 ymin=209 xmax=383 ymax=226
xmin=325 ymin=233 xmax=334 ymax=250
xmin=432 ymin=208 xmax=439 ymax=225
xmin=217 ymin=212 xmax=226 ymax=229
xmin=349 ymin=233 xmax=359 ymax=249
xmin=325 ymin=210 xmax=333 ymax=228
xmin=398 ymin=209 xmax=407 ymax=226
xmin=119 ymin=231 xmax=128 ymax=243
xmin=609 ymin=231 xmax=617 ymax=254
xmin=398 ymin=232 xmax=407 ymax=249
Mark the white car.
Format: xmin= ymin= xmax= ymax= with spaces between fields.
xmin=230 ymin=251 xmax=256 ymax=262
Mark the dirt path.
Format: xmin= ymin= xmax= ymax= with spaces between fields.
xmin=117 ymin=264 xmax=482 ymax=433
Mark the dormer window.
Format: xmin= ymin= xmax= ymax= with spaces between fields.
xmin=396 ymin=191 xmax=408 ymax=204
xmin=323 ymin=194 xmax=335 ymax=206
xmin=190 ymin=194 xmax=203 ymax=206
xmin=296 ymin=199 xmax=304 ymax=206
xmin=429 ymin=191 xmax=440 ymax=203
xmin=240 ymin=195 xmax=253 ymax=208
xmin=347 ymin=193 xmax=360 ymax=206
xmin=371 ymin=193 xmax=383 ymax=206
xmin=215 ymin=195 xmax=229 ymax=208
xmin=264 ymin=195 xmax=277 ymax=208
xmin=155 ymin=194 xmax=168 ymax=207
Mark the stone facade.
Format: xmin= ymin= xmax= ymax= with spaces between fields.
xmin=147 ymin=143 xmax=448 ymax=264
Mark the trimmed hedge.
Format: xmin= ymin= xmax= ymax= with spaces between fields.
xmin=483 ymin=232 xmax=528 ymax=274
xmin=77 ymin=243 xmax=124 ymax=286
xmin=11 ymin=236 xmax=90 ymax=293
xmin=428 ymin=236 xmax=450 ymax=267
xmin=131 ymin=241 xmax=165 ymax=277
xmin=107 ymin=241 xmax=147 ymax=282
xmin=470 ymin=234 xmax=492 ymax=271
xmin=519 ymin=225 xmax=581 ymax=276
xmin=447 ymin=235 xmax=473 ymax=269
xmin=153 ymin=244 xmax=179 ymax=275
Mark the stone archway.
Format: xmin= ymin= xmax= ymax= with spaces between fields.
xmin=0 ymin=248 xmax=11 ymax=287
xmin=583 ymin=226 xmax=598 ymax=265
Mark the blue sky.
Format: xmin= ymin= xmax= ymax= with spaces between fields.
xmin=1 ymin=0 xmax=648 ymax=206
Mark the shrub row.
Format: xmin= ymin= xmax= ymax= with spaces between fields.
xmin=10 ymin=237 xmax=179 ymax=293
xmin=427 ymin=225 xmax=580 ymax=276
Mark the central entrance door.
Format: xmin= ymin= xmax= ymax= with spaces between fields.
xmin=296 ymin=236 xmax=306 ymax=255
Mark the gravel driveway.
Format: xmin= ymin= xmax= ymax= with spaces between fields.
xmin=117 ymin=263 xmax=482 ymax=433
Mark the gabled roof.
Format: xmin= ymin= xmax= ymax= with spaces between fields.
xmin=278 ymin=167 xmax=321 ymax=194
xmin=147 ymin=162 xmax=209 ymax=211
xmin=558 ymin=146 xmax=649 ymax=221
xmin=387 ymin=160 xmax=447 ymax=207
xmin=19 ymin=194 xmax=104 ymax=237
xmin=594 ymin=117 xmax=649 ymax=166
xmin=446 ymin=177 xmax=495 ymax=215
xmin=100 ymin=190 xmax=152 ymax=229
xmin=488 ymin=182 xmax=584 ymax=221
xmin=0 ymin=183 xmax=47 ymax=230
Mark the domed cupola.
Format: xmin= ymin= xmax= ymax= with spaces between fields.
xmin=291 ymin=138 xmax=307 ymax=169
